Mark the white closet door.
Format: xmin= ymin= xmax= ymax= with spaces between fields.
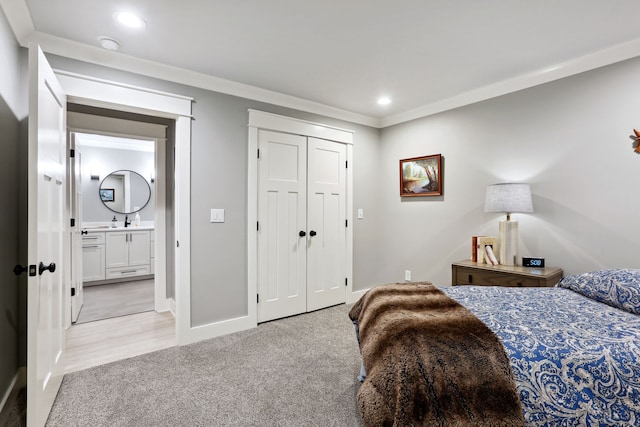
xmin=257 ymin=130 xmax=307 ymax=322
xmin=306 ymin=137 xmax=347 ymax=311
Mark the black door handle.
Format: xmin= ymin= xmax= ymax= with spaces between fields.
xmin=38 ymin=262 xmax=56 ymax=276
xmin=299 ymin=231 xmax=306 ymax=237
xmin=309 ymin=230 xmax=317 ymax=237
xmin=13 ymin=265 xmax=28 ymax=276
xmin=81 ymin=230 xmax=88 ymax=235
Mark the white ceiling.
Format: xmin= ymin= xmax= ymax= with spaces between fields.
xmin=3 ymin=0 xmax=640 ymax=127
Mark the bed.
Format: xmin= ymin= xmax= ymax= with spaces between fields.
xmin=350 ymin=269 xmax=640 ymax=426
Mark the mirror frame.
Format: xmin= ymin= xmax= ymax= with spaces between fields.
xmin=99 ymin=169 xmax=151 ymax=214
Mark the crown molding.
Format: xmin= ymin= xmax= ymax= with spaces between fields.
xmin=381 ymin=38 xmax=640 ymax=128
xmin=15 ymin=29 xmax=382 ymax=128
xmin=4 ymin=0 xmax=640 ymax=129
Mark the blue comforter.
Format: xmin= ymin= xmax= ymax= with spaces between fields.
xmin=443 ymin=285 xmax=640 ymax=426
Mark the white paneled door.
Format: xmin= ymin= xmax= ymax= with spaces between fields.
xmin=257 ymin=130 xmax=346 ymax=323
xmin=27 ymin=45 xmax=67 ymax=427
xmin=306 ymin=137 xmax=346 ymax=311
xmin=257 ymin=131 xmax=307 ymax=322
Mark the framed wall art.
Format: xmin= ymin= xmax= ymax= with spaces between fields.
xmin=400 ymin=154 xmax=442 ymax=197
xmin=99 ymin=188 xmax=115 ymax=202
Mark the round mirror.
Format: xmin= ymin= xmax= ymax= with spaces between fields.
xmin=99 ymin=170 xmax=151 ymax=214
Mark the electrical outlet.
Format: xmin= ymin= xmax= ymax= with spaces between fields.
xmin=405 ymin=270 xmax=411 ymax=281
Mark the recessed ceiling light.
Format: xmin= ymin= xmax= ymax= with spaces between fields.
xmin=377 ymin=97 xmax=392 ymax=105
xmin=114 ymin=12 xmax=146 ymax=29
xmin=98 ymin=36 xmax=120 ymax=51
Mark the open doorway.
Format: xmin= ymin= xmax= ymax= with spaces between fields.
xmin=64 ymin=104 xmax=178 ymax=371
xmin=73 ymin=132 xmax=157 ymax=324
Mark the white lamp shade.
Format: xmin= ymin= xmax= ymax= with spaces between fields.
xmin=484 ymin=183 xmax=533 ymax=214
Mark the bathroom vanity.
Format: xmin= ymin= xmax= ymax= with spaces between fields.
xmin=82 ymin=226 xmax=154 ymax=283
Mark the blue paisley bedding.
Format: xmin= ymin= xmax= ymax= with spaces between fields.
xmin=442 ymin=269 xmax=640 ymax=427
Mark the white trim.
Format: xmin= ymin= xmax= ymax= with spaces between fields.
xmin=347 ymin=288 xmax=370 ymax=304
xmin=248 ymin=110 xmax=353 ymax=145
xmin=54 ymin=70 xmax=193 ymax=119
xmin=4 ymin=3 xmax=640 ymax=128
xmin=174 ymin=115 xmax=193 ymax=345
xmin=154 ymin=137 xmax=169 ymax=313
xmin=56 ymin=71 xmax=192 ymax=345
xmin=248 ymin=110 xmax=358 ymax=330
xmin=382 ymin=38 xmax=640 ymax=127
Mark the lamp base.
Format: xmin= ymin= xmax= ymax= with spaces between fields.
xmin=498 ymin=221 xmax=518 ymax=266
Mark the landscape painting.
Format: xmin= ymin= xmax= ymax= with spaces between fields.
xmin=400 ymin=154 xmax=442 ymax=197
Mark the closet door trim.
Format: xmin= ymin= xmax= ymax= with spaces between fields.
xmin=248 ymin=110 xmax=354 ymax=328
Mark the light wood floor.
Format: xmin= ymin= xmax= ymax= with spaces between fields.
xmin=77 ymin=279 xmax=155 ymax=324
xmin=64 ymin=310 xmax=176 ymax=373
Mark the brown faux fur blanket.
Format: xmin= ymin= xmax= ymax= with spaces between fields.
xmin=349 ymin=282 xmax=524 ymax=427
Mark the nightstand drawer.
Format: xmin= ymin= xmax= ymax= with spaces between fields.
xmin=451 ymin=260 xmax=563 ymax=288
xmin=456 ymin=267 xmax=539 ymax=287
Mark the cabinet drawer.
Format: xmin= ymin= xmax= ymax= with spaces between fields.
xmin=106 ymin=265 xmax=151 ymax=279
xmin=456 ymin=267 xmax=540 ymax=287
xmin=82 ymin=232 xmax=105 ymax=245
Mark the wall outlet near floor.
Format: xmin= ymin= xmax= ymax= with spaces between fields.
xmin=405 ymin=270 xmax=411 ymax=281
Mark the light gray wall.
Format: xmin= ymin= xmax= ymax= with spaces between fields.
xmin=0 ymin=5 xmax=24 ymax=404
xmin=378 ymin=56 xmax=640 ymax=286
xmin=78 ymin=145 xmax=155 ymax=222
xmin=45 ymin=54 xmax=382 ymax=327
xmin=43 ymin=40 xmax=640 ymax=332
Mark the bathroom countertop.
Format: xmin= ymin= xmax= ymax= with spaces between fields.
xmin=82 ymin=225 xmax=155 ymax=232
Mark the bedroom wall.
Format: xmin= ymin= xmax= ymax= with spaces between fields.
xmin=0 ymin=6 xmax=24 ymax=412
xmin=378 ymin=56 xmax=640 ymax=286
xmin=44 ymin=54 xmax=382 ymax=327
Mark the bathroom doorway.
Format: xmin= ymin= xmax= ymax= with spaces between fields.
xmin=67 ymin=105 xmax=175 ymax=325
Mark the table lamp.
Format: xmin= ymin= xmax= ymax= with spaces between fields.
xmin=484 ymin=183 xmax=533 ymax=266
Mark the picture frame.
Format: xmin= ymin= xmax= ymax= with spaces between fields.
xmin=100 ymin=188 xmax=115 ymax=202
xmin=400 ymin=154 xmax=442 ymax=197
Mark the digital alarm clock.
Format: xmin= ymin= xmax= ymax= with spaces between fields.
xmin=522 ymin=257 xmax=545 ymax=268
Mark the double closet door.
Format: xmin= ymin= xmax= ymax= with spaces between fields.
xmin=257 ymin=130 xmax=347 ymax=323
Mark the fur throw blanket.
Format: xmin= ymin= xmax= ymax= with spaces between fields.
xmin=349 ymin=282 xmax=524 ymax=426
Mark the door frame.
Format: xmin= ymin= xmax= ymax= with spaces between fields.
xmin=53 ymin=70 xmax=195 ymax=344
xmin=247 ymin=109 xmax=356 ymax=327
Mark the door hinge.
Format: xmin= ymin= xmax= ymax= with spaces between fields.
xmin=69 ymin=148 xmax=75 ymax=158
xmin=176 ymin=240 xmax=180 ymax=248
xmin=257 ymin=221 xmax=259 ymax=231
xmin=71 ymin=287 xmax=76 ymax=297
xmin=345 ymin=219 xmax=348 ymax=227
xmin=345 ymin=278 xmax=348 ymax=287
xmin=257 ymin=148 xmax=260 ymax=159
xmin=345 ymin=160 xmax=348 ymax=168
xmin=257 ymin=294 xmax=260 ymax=303
xmin=70 ymin=218 xmax=75 ymax=227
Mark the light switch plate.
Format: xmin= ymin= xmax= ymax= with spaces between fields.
xmin=210 ymin=208 xmax=225 ymax=223
xmin=357 ymin=208 xmax=364 ymax=219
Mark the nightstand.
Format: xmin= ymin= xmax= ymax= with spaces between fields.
xmin=451 ymin=260 xmax=563 ymax=288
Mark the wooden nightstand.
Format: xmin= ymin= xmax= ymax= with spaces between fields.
xmin=451 ymin=260 xmax=563 ymax=288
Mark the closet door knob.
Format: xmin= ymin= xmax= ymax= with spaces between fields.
xmin=38 ymin=262 xmax=56 ymax=276
xmin=309 ymin=230 xmax=317 ymax=237
xmin=299 ymin=231 xmax=306 ymax=237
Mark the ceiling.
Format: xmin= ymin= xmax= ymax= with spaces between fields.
xmin=3 ymin=0 xmax=640 ymax=127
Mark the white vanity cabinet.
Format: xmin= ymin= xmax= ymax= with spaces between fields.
xmin=82 ymin=232 xmax=106 ymax=282
xmin=105 ymin=230 xmax=151 ymax=279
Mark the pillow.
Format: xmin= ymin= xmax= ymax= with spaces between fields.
xmin=558 ymin=269 xmax=640 ymax=315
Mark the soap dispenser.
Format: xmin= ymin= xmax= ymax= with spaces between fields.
xmin=111 ymin=216 xmax=117 ymax=228
xmin=134 ymin=212 xmax=141 ymax=227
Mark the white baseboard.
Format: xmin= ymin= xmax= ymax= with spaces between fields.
xmin=0 ymin=368 xmax=26 ymax=425
xmin=169 ymin=297 xmax=176 ymax=317
xmin=347 ymin=288 xmax=369 ymax=304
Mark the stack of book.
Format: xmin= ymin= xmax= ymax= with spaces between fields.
xmin=471 ymin=235 xmax=498 ymax=265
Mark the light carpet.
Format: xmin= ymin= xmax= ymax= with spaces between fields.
xmin=47 ymin=304 xmax=364 ymax=426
